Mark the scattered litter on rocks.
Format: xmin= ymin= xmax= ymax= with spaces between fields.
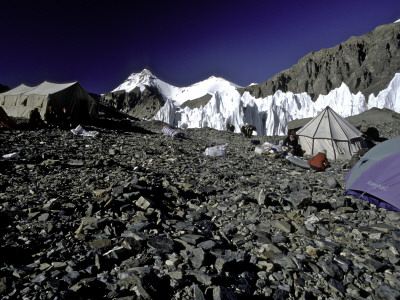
xmin=1 ymin=152 xmax=19 ymax=159
xmin=204 ymin=144 xmax=227 ymax=156
xmin=71 ymin=124 xmax=100 ymax=137
xmin=161 ymin=124 xmax=185 ymax=138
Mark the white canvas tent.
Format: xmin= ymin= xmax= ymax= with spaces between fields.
xmin=296 ymin=106 xmax=365 ymax=160
xmin=0 ymin=81 xmax=98 ymax=122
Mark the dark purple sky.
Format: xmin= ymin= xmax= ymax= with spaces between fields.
xmin=1 ymin=0 xmax=399 ymax=94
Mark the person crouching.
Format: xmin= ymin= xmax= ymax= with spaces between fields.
xmin=307 ymin=150 xmax=330 ymax=172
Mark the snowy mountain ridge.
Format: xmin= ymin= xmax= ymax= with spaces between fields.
xmin=113 ymin=69 xmax=242 ymax=107
xmin=113 ymin=69 xmax=400 ymax=136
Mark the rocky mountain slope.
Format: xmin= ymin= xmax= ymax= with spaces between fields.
xmin=100 ymin=86 xmax=165 ymax=120
xmin=240 ymin=22 xmax=400 ymax=101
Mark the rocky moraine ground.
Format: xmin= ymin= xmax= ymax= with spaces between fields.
xmin=0 ymin=119 xmax=400 ymax=300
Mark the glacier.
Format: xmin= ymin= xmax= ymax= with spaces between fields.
xmin=114 ymin=69 xmax=400 ymax=136
xmin=154 ymin=73 xmax=400 ymax=136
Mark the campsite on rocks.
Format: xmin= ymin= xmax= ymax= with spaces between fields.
xmin=1 ymin=109 xmax=400 ymax=299
xmin=1 ymin=7 xmax=400 ymax=299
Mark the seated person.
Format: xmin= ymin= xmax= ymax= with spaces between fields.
xmin=292 ymin=144 xmax=304 ymax=157
xmin=283 ymin=130 xmax=298 ymax=147
xmin=58 ymin=107 xmax=73 ymax=129
xmin=226 ymin=122 xmax=235 ymax=132
xmin=283 ymin=130 xmax=303 ymax=156
xmin=28 ymin=108 xmax=45 ymax=129
xmin=44 ymin=105 xmax=58 ymax=127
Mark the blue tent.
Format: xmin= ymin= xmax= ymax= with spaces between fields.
xmin=345 ymin=135 xmax=400 ymax=212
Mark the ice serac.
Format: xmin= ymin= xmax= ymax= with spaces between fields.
xmin=113 ymin=69 xmax=400 ymax=136
xmin=314 ymin=83 xmax=367 ymax=117
xmin=154 ymin=99 xmax=177 ymax=126
xmin=368 ymin=73 xmax=400 ymax=112
xmin=154 ymin=73 xmax=400 ymax=136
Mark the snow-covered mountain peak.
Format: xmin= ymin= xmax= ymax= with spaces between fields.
xmin=184 ymin=76 xmax=242 ymax=91
xmin=205 ymin=75 xmax=230 ymax=82
xmin=198 ymin=75 xmax=242 ymax=88
xmin=137 ymin=68 xmax=156 ymax=81
xmin=113 ymin=70 xmax=242 ymax=106
xmin=112 ymin=69 xmax=161 ymax=93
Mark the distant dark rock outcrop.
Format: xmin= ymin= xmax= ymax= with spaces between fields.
xmin=88 ymin=92 xmax=101 ymax=102
xmin=240 ymin=22 xmax=400 ymax=101
xmin=99 ymin=86 xmax=164 ymax=119
xmin=181 ymin=93 xmax=213 ymax=110
xmin=0 ymin=84 xmax=10 ymax=93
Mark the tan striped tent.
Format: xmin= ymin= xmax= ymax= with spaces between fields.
xmin=0 ymin=81 xmax=98 ymax=122
xmin=297 ymin=106 xmax=366 ymax=160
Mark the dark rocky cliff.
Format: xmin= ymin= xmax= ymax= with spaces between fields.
xmin=240 ymin=22 xmax=400 ymax=101
xmin=100 ymin=86 xmax=165 ymax=119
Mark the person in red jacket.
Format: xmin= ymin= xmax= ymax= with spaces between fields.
xmin=307 ymin=149 xmax=330 ymax=171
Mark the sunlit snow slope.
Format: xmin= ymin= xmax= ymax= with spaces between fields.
xmin=113 ymin=69 xmax=241 ymax=106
